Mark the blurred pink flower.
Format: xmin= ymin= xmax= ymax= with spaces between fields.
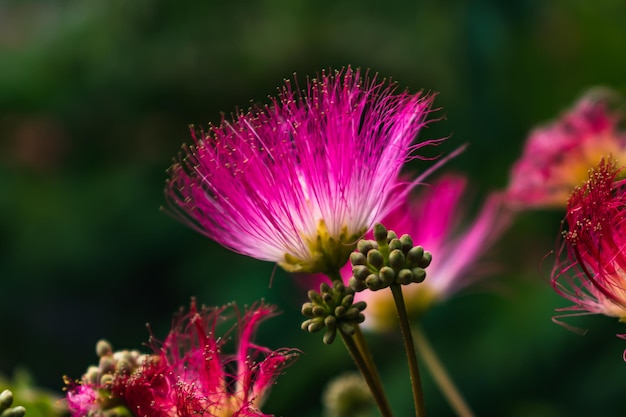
xmin=166 ymin=67 xmax=441 ymax=273
xmin=506 ymin=90 xmax=626 ymax=209
xmin=65 ymin=384 xmax=98 ymax=417
xmin=348 ymin=174 xmax=512 ymax=330
xmin=113 ymin=301 xmax=298 ymax=417
xmin=552 ymin=159 xmax=626 ymax=331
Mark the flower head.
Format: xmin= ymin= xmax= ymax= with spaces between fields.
xmin=64 ymin=340 xmax=150 ymax=417
xmin=552 ymin=158 xmax=626 ymax=327
xmin=506 ymin=89 xmax=626 ymax=208
xmin=113 ymin=300 xmax=297 ymax=417
xmin=65 ymin=384 xmax=98 ymax=417
xmin=348 ymin=174 xmax=511 ymax=330
xmin=166 ymin=67 xmax=440 ymax=274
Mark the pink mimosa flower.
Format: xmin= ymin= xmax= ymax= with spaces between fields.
xmin=113 ymin=300 xmax=298 ymax=417
xmin=552 ymin=159 xmax=626 ymax=332
xmin=348 ymin=174 xmax=512 ymax=330
xmin=65 ymin=384 xmax=98 ymax=417
xmin=166 ymin=67 xmax=441 ymax=274
xmin=506 ymin=90 xmax=626 ymax=208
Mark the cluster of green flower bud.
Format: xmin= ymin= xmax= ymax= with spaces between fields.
xmin=301 ymin=281 xmax=367 ymax=344
xmin=349 ymin=223 xmax=432 ymax=292
xmin=0 ymin=390 xmax=26 ymax=417
xmin=82 ymin=340 xmax=148 ymax=389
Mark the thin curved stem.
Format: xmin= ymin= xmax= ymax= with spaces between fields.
xmin=412 ymin=324 xmax=475 ymax=417
xmin=338 ymin=328 xmax=394 ymax=417
xmin=353 ymin=325 xmax=387 ymax=405
xmin=390 ymin=283 xmax=426 ymax=417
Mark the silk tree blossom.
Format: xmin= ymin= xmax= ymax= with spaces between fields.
xmin=552 ymin=159 xmax=626 ymax=334
xmin=112 ymin=301 xmax=298 ymax=417
xmin=65 ymin=384 xmax=98 ymax=417
xmin=166 ymin=67 xmax=441 ymax=274
xmin=64 ymin=302 xmax=296 ymax=417
xmin=347 ymin=174 xmax=512 ymax=330
xmin=506 ymin=89 xmax=626 ymax=209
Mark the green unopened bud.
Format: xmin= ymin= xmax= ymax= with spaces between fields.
xmin=301 ymin=303 xmax=314 ymax=316
xmin=407 ymin=246 xmax=425 ymax=267
xmin=419 ymin=251 xmax=433 ymax=268
xmin=357 ymin=239 xmax=375 ymax=254
xmin=313 ymin=305 xmax=326 ymax=317
xmin=352 ymin=301 xmax=367 ymax=311
xmin=349 ymin=252 xmax=367 ymax=266
xmin=348 ymin=276 xmax=367 ymax=292
xmin=0 ymin=390 xmax=13 ymax=410
xmin=397 ymin=269 xmax=413 ymax=285
xmin=324 ymin=315 xmax=337 ymax=328
xmin=345 ymin=307 xmax=361 ymax=320
xmin=412 ymin=268 xmax=427 ymax=283
xmin=367 ymin=250 xmax=384 ymax=269
xmin=85 ymin=366 xmax=100 ymax=385
xmin=136 ymin=354 xmax=149 ymax=366
xmin=1 ymin=406 xmax=26 ymax=417
xmin=334 ymin=306 xmax=346 ymax=317
xmin=365 ymin=274 xmax=383 ymax=291
xmin=373 ymin=223 xmax=388 ymax=244
xmin=100 ymin=373 xmax=114 ymax=386
xmin=99 ymin=356 xmax=115 ymax=374
xmin=323 ymin=329 xmax=337 ymax=344
xmin=352 ymin=265 xmax=370 ymax=282
xmin=96 ymin=339 xmax=113 ymax=357
xmin=333 ymin=281 xmax=346 ymax=293
xmin=388 ymin=238 xmax=402 ymax=252
xmin=307 ymin=319 xmax=325 ymax=333
xmin=341 ymin=294 xmax=354 ymax=308
xmin=379 ymin=266 xmax=395 ymax=286
xmin=386 ymin=230 xmax=398 ymax=241
xmin=308 ymin=290 xmax=324 ymax=305
xmin=113 ymin=351 xmax=133 ymax=364
xmin=116 ymin=359 xmax=132 ymax=374
xmin=400 ymin=234 xmax=413 ymax=252
xmin=388 ymin=249 xmax=405 ymax=269
xmin=320 ymin=282 xmax=332 ymax=293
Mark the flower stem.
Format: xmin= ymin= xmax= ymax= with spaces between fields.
xmin=338 ymin=328 xmax=394 ymax=417
xmin=412 ymin=324 xmax=475 ymax=417
xmin=353 ymin=326 xmax=387 ymax=404
xmin=390 ymin=283 xmax=426 ymax=417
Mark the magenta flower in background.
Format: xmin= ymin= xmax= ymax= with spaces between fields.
xmin=349 ymin=174 xmax=512 ymax=330
xmin=65 ymin=384 xmax=98 ymax=417
xmin=113 ymin=301 xmax=298 ymax=417
xmin=552 ymin=159 xmax=626 ymax=331
xmin=166 ymin=67 xmax=441 ymax=274
xmin=506 ymin=89 xmax=626 ymax=209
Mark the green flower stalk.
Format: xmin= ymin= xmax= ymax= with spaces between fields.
xmin=349 ymin=224 xmax=431 ymax=417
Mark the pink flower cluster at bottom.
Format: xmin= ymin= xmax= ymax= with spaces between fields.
xmin=66 ymin=301 xmax=297 ymax=417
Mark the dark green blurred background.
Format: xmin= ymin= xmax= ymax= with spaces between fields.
xmin=1 ymin=1 xmax=625 ymax=416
